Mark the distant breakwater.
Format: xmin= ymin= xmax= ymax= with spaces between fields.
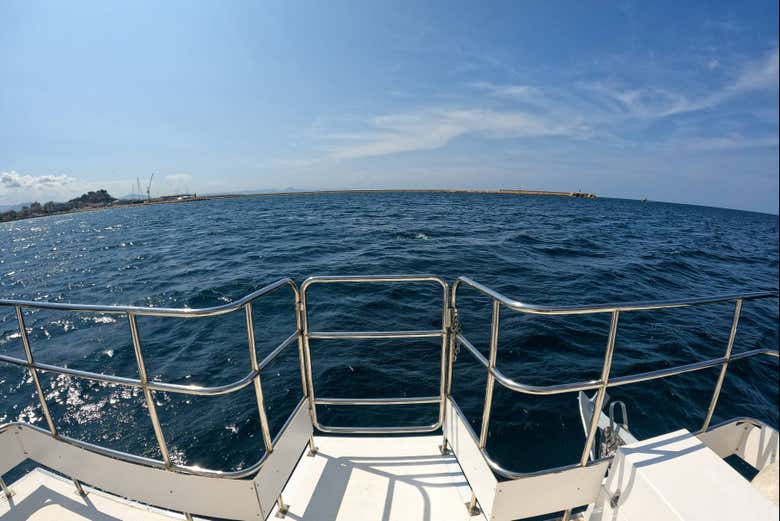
xmin=207 ymin=188 xmax=598 ymax=200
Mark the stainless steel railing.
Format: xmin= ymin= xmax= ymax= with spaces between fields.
xmin=0 ymin=277 xmax=311 ymax=482
xmin=446 ymin=276 xmax=778 ymax=519
xmin=300 ymin=275 xmax=449 ymax=434
xmin=1 ymin=274 xmax=778 ymax=519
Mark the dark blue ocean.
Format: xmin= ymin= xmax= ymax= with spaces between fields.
xmin=1 ymin=193 xmax=778 ymax=476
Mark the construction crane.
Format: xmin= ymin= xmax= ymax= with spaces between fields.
xmin=146 ymin=173 xmax=154 ymax=201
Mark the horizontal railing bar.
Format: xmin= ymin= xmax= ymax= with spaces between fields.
xmin=0 ymin=353 xmax=259 ymax=397
xmin=456 ymin=334 xmax=779 ymax=396
xmin=302 ymin=274 xmax=448 ymax=289
xmin=315 ymin=396 xmax=440 ymax=406
xmin=456 ymin=334 xmax=602 ymax=395
xmin=456 ymin=276 xmax=778 ymax=315
xmin=608 ymin=357 xmax=727 ymax=387
xmin=0 ymin=277 xmax=296 ymax=318
xmin=0 ymin=352 xmax=31 ymax=367
xmin=0 ymin=353 xmax=145 ymax=388
xmin=308 ymin=330 xmax=442 ymax=339
xmin=36 ymin=361 xmax=143 ymax=388
xmin=6 ymin=275 xmax=773 ymax=319
xmin=315 ymin=422 xmax=440 ymax=434
xmin=0 ymin=334 xmax=300 ymax=397
xmin=148 ymin=372 xmax=257 ymax=396
xmin=730 ymin=348 xmax=780 ymax=361
xmin=151 ymin=332 xmax=300 ymax=397
xmin=257 ymin=331 xmax=299 ymax=370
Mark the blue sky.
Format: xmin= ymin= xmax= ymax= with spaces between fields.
xmin=1 ymin=1 xmax=778 ymax=213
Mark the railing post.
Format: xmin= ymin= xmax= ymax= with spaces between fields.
xmin=440 ymin=315 xmax=457 ymax=455
xmin=562 ymin=309 xmax=620 ymax=521
xmin=275 ymin=494 xmax=290 ymax=518
xmin=478 ymin=300 xmax=501 ymax=447
xmin=292 ymin=290 xmax=318 ymax=456
xmin=16 ymin=306 xmax=58 ymax=435
xmin=245 ymin=303 xmax=290 ymax=516
xmin=128 ymin=313 xmax=172 ymax=465
xmin=579 ymin=310 xmax=619 ymax=465
xmin=299 ymin=286 xmax=320 ymax=430
xmin=130 ymin=313 xmax=197 ymax=520
xmin=244 ymin=303 xmax=274 ymax=453
xmin=18 ymin=306 xmax=88 ymax=495
xmin=437 ymin=284 xmax=450 ymax=434
xmin=0 ymin=477 xmax=14 ymax=498
xmin=467 ymin=299 xmax=502 ymax=516
xmin=701 ymin=299 xmax=742 ymax=432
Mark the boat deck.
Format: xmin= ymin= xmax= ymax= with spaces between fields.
xmin=269 ymin=434 xmax=480 ymax=521
xmin=1 ymin=435 xmax=481 ymax=521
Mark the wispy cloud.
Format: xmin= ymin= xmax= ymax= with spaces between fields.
xmin=729 ymin=45 xmax=779 ymax=92
xmin=325 ymin=108 xmax=587 ymax=160
xmin=468 ymin=81 xmax=538 ymax=99
xmin=584 ymin=82 xmax=696 ymax=119
xmin=317 ymin=46 xmax=778 ymax=161
xmin=588 ymin=46 xmax=779 ymax=119
xmin=678 ymin=134 xmax=780 ymax=152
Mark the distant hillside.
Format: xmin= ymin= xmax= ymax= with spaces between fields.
xmin=68 ymin=189 xmax=116 ymax=206
xmin=0 ymin=190 xmax=117 ymax=223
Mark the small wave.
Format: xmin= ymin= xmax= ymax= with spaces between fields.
xmin=89 ymin=316 xmax=117 ymax=325
xmin=506 ymin=232 xmax=543 ymax=244
xmin=394 ymin=231 xmax=432 ymax=240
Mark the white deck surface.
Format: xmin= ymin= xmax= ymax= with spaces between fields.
xmin=268 ymin=434 xmax=483 ymax=521
xmin=1 ymin=435 xmax=481 ymax=521
xmin=0 ymin=468 xmax=185 ymax=520
xmin=600 ymin=429 xmax=779 ymax=521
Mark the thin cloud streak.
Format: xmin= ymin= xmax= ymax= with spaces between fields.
xmin=589 ymin=45 xmax=779 ymax=119
xmin=325 ymin=108 xmax=588 ymax=160
xmin=678 ymin=134 xmax=779 ymax=152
